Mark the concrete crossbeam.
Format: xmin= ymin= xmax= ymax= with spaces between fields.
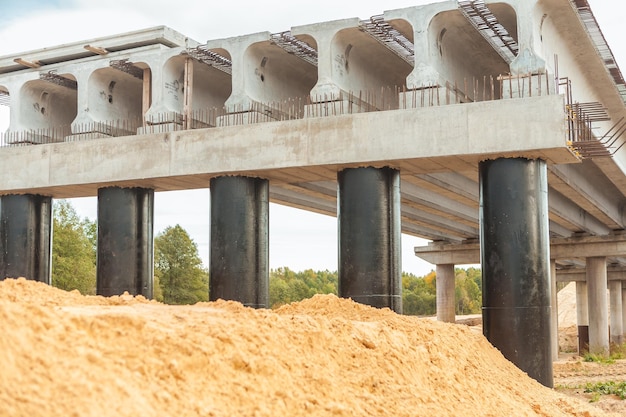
xmin=0 ymin=95 xmax=573 ymax=198
xmin=416 ymin=233 xmax=626 ymax=266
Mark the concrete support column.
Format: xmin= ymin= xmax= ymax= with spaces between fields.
xmin=0 ymin=194 xmax=52 ymax=283
xmin=587 ymin=257 xmax=609 ymax=355
xmin=479 ymin=158 xmax=553 ymax=387
xmin=550 ymin=260 xmax=559 ymax=360
xmin=210 ymin=176 xmax=269 ymax=308
xmin=623 ymin=283 xmax=626 ymax=342
xmin=576 ymin=281 xmax=590 ymax=354
xmin=97 ymin=187 xmax=154 ymax=298
xmin=609 ymin=280 xmax=623 ymax=346
xmin=436 ymin=263 xmax=456 ymax=323
xmin=338 ymin=167 xmax=402 ymax=313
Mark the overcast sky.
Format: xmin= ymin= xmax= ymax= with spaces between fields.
xmin=0 ymin=0 xmax=623 ymax=275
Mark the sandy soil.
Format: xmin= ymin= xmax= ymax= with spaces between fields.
xmin=0 ymin=278 xmax=622 ymax=417
xmin=554 ymin=357 xmax=626 ymax=415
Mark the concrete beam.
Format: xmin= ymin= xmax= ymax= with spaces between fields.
xmin=0 ymin=95 xmax=574 ymax=198
xmin=414 ymin=241 xmax=480 ymax=265
xmin=549 ymin=163 xmax=626 ymax=229
xmin=0 ymin=26 xmax=194 ymax=75
xmin=402 ymin=181 xmax=478 ymax=224
xmin=415 ymin=233 xmax=626 ymax=265
xmin=548 ymin=188 xmax=611 ymax=235
xmin=550 ymin=234 xmax=626 ymax=258
xmin=556 ymin=267 xmax=626 ymax=282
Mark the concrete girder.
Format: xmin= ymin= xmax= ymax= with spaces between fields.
xmin=401 ymin=204 xmax=478 ymax=241
xmin=400 ymin=219 xmax=462 ymax=242
xmin=415 ymin=172 xmax=479 ymax=205
xmin=419 ymin=6 xmax=512 ymax=96
xmin=548 ymin=221 xmax=574 ymax=238
xmin=15 ymin=78 xmax=77 ymax=140
xmin=269 ymin=186 xmax=336 ymax=216
xmin=273 ymin=177 xmax=478 ymax=241
xmin=547 ymin=187 xmax=611 ymax=235
xmin=292 ymin=19 xmax=412 ymax=105
xmin=556 ymin=258 xmax=587 ymax=269
xmin=203 ymin=33 xmax=313 ymax=114
xmin=410 ymin=172 xmax=588 ymax=238
xmin=152 ymin=54 xmax=231 ymax=124
xmin=0 ymin=26 xmax=194 ymax=76
xmin=549 ymin=162 xmax=626 ymax=230
xmin=401 ymin=181 xmax=478 ymax=224
xmin=384 ymin=3 xmax=450 ymax=88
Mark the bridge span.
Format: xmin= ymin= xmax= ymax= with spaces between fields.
xmin=1 ymin=0 xmax=626 ymax=387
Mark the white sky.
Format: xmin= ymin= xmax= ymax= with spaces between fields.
xmin=0 ymin=0 xmax=623 ymax=275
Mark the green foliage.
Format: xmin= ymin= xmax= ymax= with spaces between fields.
xmin=455 ymin=267 xmax=482 ymax=315
xmin=402 ymin=268 xmax=482 ymax=316
xmin=583 ymin=343 xmax=626 ymax=364
xmin=268 ymin=266 xmax=483 ymax=315
xmin=154 ymin=224 xmax=209 ymax=304
xmin=402 ymin=271 xmax=436 ymax=316
xmin=583 ymin=352 xmax=616 ymax=364
xmin=51 ymin=200 xmax=97 ymax=295
xmin=269 ymin=267 xmax=337 ymax=308
xmin=584 ymin=381 xmax=626 ymax=401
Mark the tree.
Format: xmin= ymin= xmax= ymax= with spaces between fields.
xmin=154 ymin=224 xmax=208 ymax=304
xmin=454 ymin=268 xmax=481 ymax=315
xmin=269 ymin=267 xmax=338 ymax=308
xmin=51 ymin=200 xmax=97 ymax=295
xmin=402 ymin=271 xmax=436 ymax=316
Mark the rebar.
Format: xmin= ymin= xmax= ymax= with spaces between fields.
xmin=359 ymin=15 xmax=414 ymax=66
xmin=270 ymin=31 xmax=318 ymax=67
xmin=572 ymin=0 xmax=626 ymax=104
xmin=458 ymin=0 xmax=518 ymax=63
xmin=39 ymin=71 xmax=78 ymax=90
xmin=186 ymin=47 xmax=232 ymax=75
xmin=110 ymin=59 xmax=144 ymax=79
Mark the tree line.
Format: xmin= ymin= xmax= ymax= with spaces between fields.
xmin=51 ymin=200 xmax=482 ymax=315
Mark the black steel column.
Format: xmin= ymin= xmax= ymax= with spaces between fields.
xmin=480 ymin=158 xmax=553 ymax=387
xmin=338 ymin=167 xmax=401 ymax=313
xmin=210 ymin=176 xmax=269 ymax=308
xmin=0 ymin=194 xmax=52 ymax=283
xmin=97 ymin=187 xmax=154 ymax=298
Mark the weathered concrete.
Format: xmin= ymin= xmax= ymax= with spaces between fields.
xmin=609 ymin=281 xmax=623 ymax=345
xmin=576 ymin=281 xmax=590 ymax=354
xmin=0 ymin=95 xmax=572 ymax=198
xmin=623 ymin=284 xmax=626 ymax=340
xmin=436 ymin=263 xmax=456 ymax=323
xmin=587 ymin=257 xmax=609 ymax=355
xmin=551 ymin=260 xmax=559 ymax=360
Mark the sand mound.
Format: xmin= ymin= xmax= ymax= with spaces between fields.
xmin=558 ymin=282 xmax=579 ymax=352
xmin=0 ymin=278 xmax=618 ymax=417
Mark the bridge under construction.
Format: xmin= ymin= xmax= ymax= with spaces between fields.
xmin=1 ymin=0 xmax=626 ymax=388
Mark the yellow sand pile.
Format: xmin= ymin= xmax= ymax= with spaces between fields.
xmin=0 ymin=278 xmax=617 ymax=417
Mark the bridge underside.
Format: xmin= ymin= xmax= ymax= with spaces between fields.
xmin=4 ymin=94 xmax=623 ymax=273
